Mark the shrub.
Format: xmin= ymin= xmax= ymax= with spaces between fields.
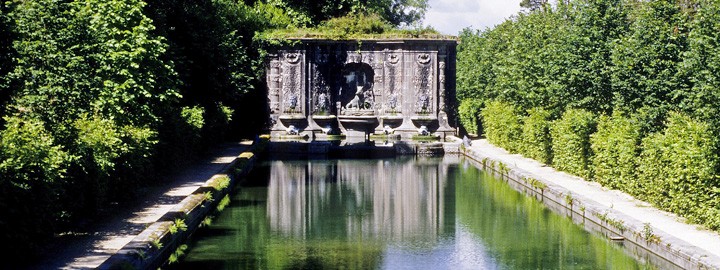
xmin=181 ymin=106 xmax=205 ymax=131
xmin=590 ymin=111 xmax=641 ymax=190
xmin=74 ymin=116 xmax=124 ymax=175
xmin=0 ymin=117 xmax=69 ymax=189
xmin=114 ymin=125 xmax=158 ymax=191
xmin=480 ymin=100 xmax=522 ymax=152
xmin=204 ymin=103 xmax=235 ymax=142
xmin=551 ymin=109 xmax=596 ymax=179
xmin=637 ymin=112 xmax=720 ymax=229
xmin=519 ymin=108 xmax=552 ymax=164
xmin=458 ymin=98 xmax=483 ymax=135
xmin=0 ymin=116 xmax=70 ymax=258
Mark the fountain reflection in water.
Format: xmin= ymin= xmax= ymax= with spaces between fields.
xmin=266 ymin=157 xmax=454 ymax=247
xmin=170 ymin=157 xmax=657 ymax=270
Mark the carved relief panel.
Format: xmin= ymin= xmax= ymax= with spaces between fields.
xmin=384 ymin=52 xmax=402 ymax=114
xmin=414 ymin=53 xmax=434 ymax=114
xmin=280 ymin=51 xmax=304 ymax=114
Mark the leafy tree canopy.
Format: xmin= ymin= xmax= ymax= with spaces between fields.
xmin=251 ymin=0 xmax=429 ymax=27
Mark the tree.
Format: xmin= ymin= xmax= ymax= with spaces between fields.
xmin=0 ymin=3 xmax=14 ymax=122
xmin=521 ymin=0 xmax=548 ymax=11
xmin=258 ymin=0 xmax=428 ymax=27
xmin=611 ymin=0 xmax=690 ymax=114
xmin=145 ymin=0 xmax=265 ymax=141
xmin=9 ymin=0 xmax=177 ymax=129
xmin=678 ymin=0 xmax=720 ymax=126
xmin=559 ymin=0 xmax=628 ymax=113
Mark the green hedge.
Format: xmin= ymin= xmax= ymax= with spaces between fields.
xmin=0 ymin=117 xmax=70 ymax=256
xmin=458 ymin=98 xmax=483 ymax=135
xmin=481 ymin=100 xmax=522 ymax=152
xmin=550 ymin=109 xmax=596 ymax=179
xmin=590 ymin=111 xmax=641 ymax=190
xmin=637 ymin=112 xmax=720 ymax=230
xmin=519 ymin=108 xmax=552 ymax=164
xmin=456 ymin=0 xmax=720 ymax=233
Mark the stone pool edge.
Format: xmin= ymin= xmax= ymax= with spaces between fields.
xmin=98 ymin=137 xmax=267 ymax=270
xmin=462 ymin=138 xmax=720 ymax=270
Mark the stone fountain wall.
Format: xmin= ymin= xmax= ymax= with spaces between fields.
xmin=266 ymin=39 xmax=457 ymax=140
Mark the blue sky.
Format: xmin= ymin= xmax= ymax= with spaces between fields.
xmin=423 ymin=0 xmax=522 ymax=35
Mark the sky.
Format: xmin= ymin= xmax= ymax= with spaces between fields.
xmin=423 ymin=0 xmax=522 ymax=35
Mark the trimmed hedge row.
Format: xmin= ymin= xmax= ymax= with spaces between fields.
xmin=550 ymin=109 xmax=596 ymax=179
xmin=458 ymin=98 xmax=483 ymax=135
xmin=473 ymin=100 xmax=720 ymax=231
xmin=480 ymin=100 xmax=522 ymax=152
xmin=519 ymin=108 xmax=552 ymax=164
xmin=637 ymin=113 xmax=720 ymax=229
xmin=590 ymin=111 xmax=641 ymax=190
xmin=590 ymin=111 xmax=641 ymax=191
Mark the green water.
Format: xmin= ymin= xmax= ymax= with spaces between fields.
xmin=170 ymin=157 xmax=656 ymax=269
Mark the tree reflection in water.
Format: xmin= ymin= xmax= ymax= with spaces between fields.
xmin=170 ymin=157 xmax=655 ymax=270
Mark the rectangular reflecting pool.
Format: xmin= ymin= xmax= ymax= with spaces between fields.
xmin=169 ymin=157 xmax=660 ymax=269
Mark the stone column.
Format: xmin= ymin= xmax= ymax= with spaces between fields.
xmin=268 ymin=56 xmax=284 ymax=135
xmin=437 ymin=47 xmax=454 ymax=136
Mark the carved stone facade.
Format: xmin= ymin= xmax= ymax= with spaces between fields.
xmin=267 ymin=39 xmax=457 ymax=140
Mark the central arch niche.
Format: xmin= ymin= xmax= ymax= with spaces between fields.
xmin=339 ymin=63 xmax=375 ymax=113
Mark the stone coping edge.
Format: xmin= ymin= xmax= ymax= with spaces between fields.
xmin=97 ymin=138 xmax=267 ymax=270
xmin=462 ymin=144 xmax=720 ymax=270
xmin=266 ymin=139 xmax=461 ymax=157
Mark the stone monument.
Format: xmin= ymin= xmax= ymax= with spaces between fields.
xmin=266 ymin=38 xmax=457 ymax=140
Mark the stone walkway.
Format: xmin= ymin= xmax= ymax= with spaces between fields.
xmin=466 ymin=139 xmax=720 ymax=269
xmin=31 ymin=141 xmax=253 ymax=270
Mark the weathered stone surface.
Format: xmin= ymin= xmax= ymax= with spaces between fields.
xmin=266 ymin=39 xmax=458 ymax=140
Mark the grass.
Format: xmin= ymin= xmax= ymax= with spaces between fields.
xmin=259 ymin=13 xmax=453 ymax=41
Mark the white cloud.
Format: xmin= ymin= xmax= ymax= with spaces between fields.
xmin=423 ymin=0 xmax=522 ymax=35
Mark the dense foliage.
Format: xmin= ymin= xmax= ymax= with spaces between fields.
xmin=480 ymin=101 xmax=522 ymax=152
xmin=637 ymin=113 xmax=720 ymax=229
xmin=0 ymin=0 xmax=428 ymax=264
xmin=260 ymin=13 xmax=442 ymax=40
xmin=458 ymin=98 xmax=483 ymax=135
xmin=550 ymin=109 xmax=596 ymax=179
xmin=265 ymin=0 xmax=429 ymax=27
xmin=519 ymin=108 xmax=552 ymax=164
xmin=590 ymin=111 xmax=641 ymax=190
xmin=459 ymin=0 xmax=720 ymax=232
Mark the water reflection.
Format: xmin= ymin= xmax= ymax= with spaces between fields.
xmin=266 ymin=157 xmax=455 ymax=247
xmin=171 ymin=157 xmax=654 ymax=270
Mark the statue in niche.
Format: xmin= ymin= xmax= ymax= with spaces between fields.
xmin=387 ymin=94 xmax=399 ymax=113
xmin=340 ymin=63 xmax=375 ymax=114
xmin=417 ymin=93 xmax=430 ymax=114
xmin=316 ymin=92 xmax=330 ymax=113
xmin=345 ymin=84 xmax=373 ymax=110
xmin=286 ymin=94 xmax=299 ymax=113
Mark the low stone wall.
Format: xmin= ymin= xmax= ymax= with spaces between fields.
xmin=463 ymin=145 xmax=720 ymax=270
xmin=267 ymin=139 xmax=460 ymax=158
xmin=98 ymin=139 xmax=265 ymax=270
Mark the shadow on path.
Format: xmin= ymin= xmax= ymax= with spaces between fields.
xmin=29 ymin=141 xmax=252 ymax=269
